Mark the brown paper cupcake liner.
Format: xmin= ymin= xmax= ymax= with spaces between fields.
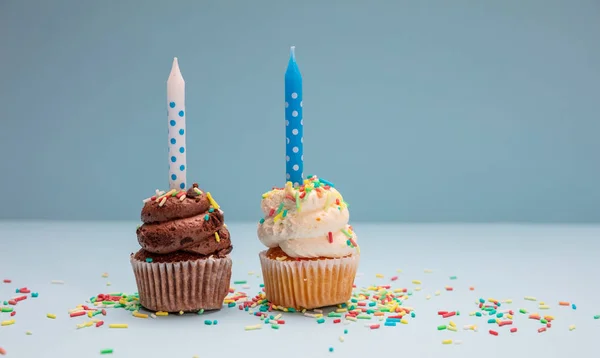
xmin=259 ymin=251 xmax=359 ymax=309
xmin=130 ymin=255 xmax=232 ymax=312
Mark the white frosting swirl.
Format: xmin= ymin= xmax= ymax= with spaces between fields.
xmin=257 ymin=180 xmax=358 ymax=258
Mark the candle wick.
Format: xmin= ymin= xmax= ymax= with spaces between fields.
xmin=290 ymin=46 xmax=296 ymax=61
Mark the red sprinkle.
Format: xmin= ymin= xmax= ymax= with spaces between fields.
xmin=268 ymin=208 xmax=275 ymax=217
xmin=390 ymin=276 xmax=398 ymax=281
xmin=7 ymin=300 xmax=16 ymax=306
xmin=469 ymin=287 xmax=475 ymax=291
xmin=2 ymin=279 xmax=11 ymax=283
xmin=19 ymin=289 xmax=30 ymax=294
xmin=369 ymin=324 xmax=380 ymax=330
xmin=498 ymin=320 xmax=513 ymax=327
xmin=328 ymin=232 xmax=333 ymax=243
xmin=547 ymin=323 xmax=551 ymax=328
xmin=10 ymin=311 xmax=16 ymax=317
xmin=510 ymin=328 xmax=518 ymax=333
xmin=14 ymin=295 xmax=27 ymax=302
xmin=0 ymin=347 xmax=6 ymax=355
xmin=442 ymin=312 xmax=456 ymax=318
xmin=101 ymin=309 xmax=107 ymax=316
xmin=277 ymin=320 xmax=285 ymax=324
xmin=538 ymin=327 xmax=546 ymax=333
xmin=95 ymin=321 xmax=104 ymax=328
xmin=70 ymin=311 xmax=86 ymax=318
xmin=333 ymin=319 xmax=341 ymax=324
xmin=489 ymin=330 xmax=499 ymax=336
xmin=446 ymin=287 xmax=453 ymax=291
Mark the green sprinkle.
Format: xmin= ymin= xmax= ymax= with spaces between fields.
xmin=204 ymin=320 xmax=212 ymax=325
xmin=519 ymin=309 xmax=527 ymax=314
xmin=449 ymin=276 xmax=457 ymax=280
xmin=479 ymin=298 xmax=485 ymax=303
xmin=3 ymin=301 xmax=7 ymax=305
xmin=288 ymin=308 xmax=296 ymax=313
xmin=145 ymin=258 xmax=153 ymax=263
xmin=92 ymin=310 xmax=102 ymax=316
xmin=316 ymin=318 xmax=325 ymax=324
xmin=204 ymin=214 xmax=210 ymax=221
xmin=1 ymin=307 xmax=13 ymax=313
xmin=277 ymin=202 xmax=284 ymax=214
xmin=368 ymin=302 xmax=376 ymax=307
xmin=594 ymin=315 xmax=600 ymax=320
xmin=228 ymin=302 xmax=236 ymax=308
xmin=271 ymin=324 xmax=280 ymax=329
xmin=102 ymin=301 xmax=115 ymax=305
xmin=209 ymin=208 xmax=214 ymax=213
xmin=344 ymin=329 xmax=348 ymax=334
xmin=259 ymin=218 xmax=265 ymax=224
xmin=489 ymin=310 xmax=497 ymax=315
xmin=340 ymin=229 xmax=353 ymax=238
xmin=234 ymin=280 xmax=247 ymax=285
xmin=213 ymin=320 xmax=218 ymax=325
xmin=487 ymin=318 xmax=496 ymax=324
xmin=496 ymin=312 xmax=504 ymax=318
xmin=456 ymin=311 xmax=460 ymax=316
xmin=437 ymin=325 xmax=447 ymax=330
xmin=351 ymin=298 xmax=358 ymax=303
xmin=411 ymin=312 xmax=416 ymax=318
xmin=295 ymin=192 xmax=300 ymax=210
xmin=31 ymin=292 xmax=39 ymax=298
xmin=476 ymin=312 xmax=482 ymax=317
xmin=357 ymin=314 xmax=371 ymax=320
xmin=113 ymin=304 xmax=124 ymax=308
xmin=259 ymin=284 xmax=265 ymax=288
xmin=282 ymin=209 xmax=288 ymax=218
xmin=90 ymin=297 xmax=97 ymax=303
xmin=329 ymin=347 xmax=334 ymax=352
xmin=100 ymin=349 xmax=114 ymax=354
xmin=540 ymin=319 xmax=547 ymax=324
xmin=197 ymin=309 xmax=204 ymax=315
xmin=328 ymin=312 xmax=342 ymax=318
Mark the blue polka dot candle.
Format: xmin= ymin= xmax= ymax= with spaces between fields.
xmin=285 ymin=46 xmax=303 ymax=186
xmin=167 ymin=57 xmax=186 ymax=190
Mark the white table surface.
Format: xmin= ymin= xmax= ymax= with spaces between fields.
xmin=0 ymin=221 xmax=598 ymax=358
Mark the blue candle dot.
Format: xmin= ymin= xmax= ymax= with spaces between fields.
xmin=170 ymin=138 xmax=176 ymax=144
xmin=171 ymin=156 xmax=177 ymax=162
xmin=180 ymin=182 xmax=185 ymax=189
xmin=180 ymin=165 xmax=185 ymax=171
xmin=179 ymin=129 xmax=185 ymax=135
xmin=178 ymin=110 xmax=184 ymax=117
xmin=171 ymin=174 xmax=177 ymax=180
xmin=169 ymin=102 xmax=176 ymax=108
xmin=179 ymin=147 xmax=185 ymax=153
xmin=170 ymin=120 xmax=176 ymax=126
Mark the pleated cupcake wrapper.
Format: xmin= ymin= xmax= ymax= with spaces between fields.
xmin=130 ymin=255 xmax=232 ymax=312
xmin=259 ymin=251 xmax=359 ymax=310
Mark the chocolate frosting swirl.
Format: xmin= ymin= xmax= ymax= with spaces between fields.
xmin=136 ymin=186 xmax=232 ymax=257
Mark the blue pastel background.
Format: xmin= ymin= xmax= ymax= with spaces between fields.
xmin=0 ymin=0 xmax=599 ymax=223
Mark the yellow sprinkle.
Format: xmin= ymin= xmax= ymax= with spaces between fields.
xmin=424 ymin=269 xmax=433 ymax=273
xmin=109 ymin=324 xmax=128 ymax=329
xmin=215 ymin=232 xmax=220 ymax=242
xmin=1 ymin=320 xmax=15 ymax=326
xmin=544 ymin=315 xmax=554 ymax=321
xmin=396 ymin=269 xmax=402 ymax=273
xmin=339 ymin=336 xmax=345 ymax=342
xmin=415 ymin=287 xmax=422 ymax=291
xmin=275 ymin=256 xmax=287 ymax=261
xmin=46 ymin=314 xmax=56 ymax=319
xmin=400 ymin=319 xmax=408 ymax=324
xmin=449 ymin=321 xmax=456 ymax=328
xmin=179 ymin=311 xmax=184 ymax=315
xmin=448 ymin=326 xmax=457 ymax=332
xmin=87 ymin=311 xmax=93 ymax=318
xmin=158 ymin=196 xmax=167 ymax=207
xmin=314 ymin=314 xmax=323 ymax=318
xmin=426 ymin=295 xmax=431 ymax=300
xmin=25 ymin=331 xmax=32 ymax=335
xmin=442 ymin=339 xmax=452 ymax=345
xmin=273 ymin=211 xmax=284 ymax=222
xmin=411 ymin=280 xmax=421 ymax=285
xmin=346 ymin=316 xmax=357 ymax=322
xmin=524 ymin=296 xmax=537 ymax=301
xmin=539 ymin=305 xmax=550 ymax=310
xmin=84 ymin=321 xmax=93 ymax=327
xmin=244 ymin=324 xmax=262 ymax=331
xmin=503 ymin=299 xmax=513 ymax=304
xmin=507 ymin=314 xmax=513 ymax=319
xmin=540 ymin=301 xmax=545 ymax=305
xmin=469 ymin=311 xmax=476 ymax=316
xmin=375 ymin=274 xmax=384 ymax=278
xmin=569 ymin=325 xmax=576 ymax=331
xmin=274 ymin=314 xmax=282 ymax=320
xmin=435 ymin=290 xmax=441 ymax=296
xmin=206 ymin=192 xmax=220 ymax=210
xmin=336 ymin=308 xmax=348 ymax=313
xmin=133 ymin=312 xmax=148 ymax=319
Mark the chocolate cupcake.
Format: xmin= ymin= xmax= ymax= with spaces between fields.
xmin=130 ymin=185 xmax=232 ymax=312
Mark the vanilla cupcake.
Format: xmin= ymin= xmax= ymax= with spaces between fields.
xmin=257 ymin=176 xmax=359 ymax=309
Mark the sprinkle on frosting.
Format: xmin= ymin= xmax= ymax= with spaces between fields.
xmin=206 ymin=192 xmax=220 ymax=210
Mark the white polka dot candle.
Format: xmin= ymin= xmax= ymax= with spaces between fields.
xmin=167 ymin=57 xmax=187 ymax=190
xmin=285 ymin=46 xmax=303 ymax=186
